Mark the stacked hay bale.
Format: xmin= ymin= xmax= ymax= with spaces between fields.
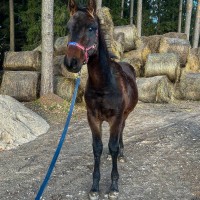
xmin=1 ymin=51 xmax=41 ymax=101
xmin=122 ymin=31 xmax=200 ymax=103
xmin=97 ymin=7 xmax=126 ymax=59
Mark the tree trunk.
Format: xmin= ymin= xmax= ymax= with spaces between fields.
xmin=9 ymin=0 xmax=15 ymax=51
xmin=130 ymin=0 xmax=134 ymax=25
xmin=97 ymin=0 xmax=102 ymax=10
xmin=40 ymin=0 xmax=54 ymax=96
xmin=178 ymin=0 xmax=183 ymax=32
xmin=193 ymin=0 xmax=200 ymax=48
xmin=185 ymin=0 xmax=193 ymax=40
xmin=137 ymin=0 xmax=142 ymax=37
xmin=121 ymin=0 xmax=124 ymax=19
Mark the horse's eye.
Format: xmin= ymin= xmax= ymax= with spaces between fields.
xmin=88 ymin=27 xmax=93 ymax=32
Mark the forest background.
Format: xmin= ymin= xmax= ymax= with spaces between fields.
xmin=0 ymin=0 xmax=199 ymax=67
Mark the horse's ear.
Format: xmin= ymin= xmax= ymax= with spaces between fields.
xmin=68 ymin=0 xmax=78 ymax=16
xmin=87 ymin=0 xmax=97 ymax=16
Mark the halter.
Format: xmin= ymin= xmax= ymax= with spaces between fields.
xmin=68 ymin=42 xmax=97 ymax=64
xmin=68 ymin=30 xmax=98 ymax=64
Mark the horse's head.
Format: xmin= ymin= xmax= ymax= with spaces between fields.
xmin=64 ymin=0 xmax=99 ymax=73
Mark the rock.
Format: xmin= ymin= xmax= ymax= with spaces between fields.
xmin=0 ymin=71 xmax=40 ymax=102
xmin=0 ymin=95 xmax=49 ymax=150
xmin=3 ymin=51 xmax=41 ymax=71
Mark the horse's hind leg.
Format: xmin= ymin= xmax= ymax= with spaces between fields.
xmin=108 ymin=118 xmax=124 ymax=199
xmin=118 ymin=121 xmax=126 ymax=163
xmin=88 ymin=113 xmax=103 ymax=200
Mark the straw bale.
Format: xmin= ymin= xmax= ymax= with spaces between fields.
xmin=3 ymin=51 xmax=41 ymax=71
xmin=173 ymin=73 xmax=200 ymax=101
xmin=185 ymin=48 xmax=200 ymax=73
xmin=54 ymin=36 xmax=69 ymax=56
xmin=122 ymin=58 xmax=142 ymax=77
xmin=141 ymin=35 xmax=162 ymax=53
xmin=136 ymin=76 xmax=172 ymax=103
xmin=159 ymin=37 xmax=191 ymax=66
xmin=54 ymin=76 xmax=84 ymax=103
xmin=0 ymin=71 xmax=40 ymax=101
xmin=114 ymin=25 xmax=141 ymax=52
xmin=145 ymin=53 xmax=181 ymax=82
xmin=97 ymin=7 xmax=124 ymax=59
xmin=163 ymin=32 xmax=187 ymax=40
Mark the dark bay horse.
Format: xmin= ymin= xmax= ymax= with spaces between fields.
xmin=64 ymin=0 xmax=138 ymax=199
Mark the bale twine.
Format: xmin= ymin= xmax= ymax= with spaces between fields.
xmin=185 ymin=48 xmax=200 ymax=73
xmin=114 ymin=25 xmax=142 ymax=52
xmin=163 ymin=32 xmax=187 ymax=40
xmin=136 ymin=76 xmax=173 ymax=103
xmin=172 ymin=73 xmax=200 ymax=101
xmin=159 ymin=37 xmax=191 ymax=66
xmin=145 ymin=53 xmax=181 ymax=82
xmin=3 ymin=51 xmax=41 ymax=71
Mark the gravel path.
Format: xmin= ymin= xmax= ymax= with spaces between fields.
xmin=0 ymin=101 xmax=199 ymax=200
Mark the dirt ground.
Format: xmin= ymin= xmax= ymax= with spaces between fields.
xmin=0 ymin=100 xmax=200 ymax=200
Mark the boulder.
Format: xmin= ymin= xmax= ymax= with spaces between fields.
xmin=0 ymin=95 xmax=49 ymax=150
xmin=3 ymin=51 xmax=41 ymax=71
xmin=0 ymin=71 xmax=40 ymax=101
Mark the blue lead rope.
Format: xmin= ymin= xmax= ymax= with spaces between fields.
xmin=35 ymin=77 xmax=81 ymax=200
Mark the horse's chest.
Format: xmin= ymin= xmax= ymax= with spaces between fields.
xmin=85 ymin=92 xmax=122 ymax=120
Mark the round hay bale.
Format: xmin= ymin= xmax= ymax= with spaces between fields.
xmin=54 ymin=36 xmax=69 ymax=56
xmin=54 ymin=76 xmax=84 ymax=103
xmin=3 ymin=51 xmax=41 ymax=71
xmin=97 ymin=7 xmax=124 ymax=59
xmin=185 ymin=48 xmax=200 ymax=73
xmin=141 ymin=35 xmax=162 ymax=53
xmin=136 ymin=76 xmax=173 ymax=103
xmin=159 ymin=37 xmax=191 ymax=66
xmin=145 ymin=53 xmax=181 ymax=82
xmin=172 ymin=73 xmax=200 ymax=101
xmin=123 ymin=50 xmax=143 ymax=64
xmin=163 ymin=32 xmax=187 ymax=40
xmin=114 ymin=25 xmax=141 ymax=52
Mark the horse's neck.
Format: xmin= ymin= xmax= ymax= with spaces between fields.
xmin=87 ymin=55 xmax=112 ymax=89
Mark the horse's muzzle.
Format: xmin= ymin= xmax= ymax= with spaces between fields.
xmin=64 ymin=56 xmax=82 ymax=73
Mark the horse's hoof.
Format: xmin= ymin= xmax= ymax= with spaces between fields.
xmin=118 ymin=156 xmax=126 ymax=163
xmin=89 ymin=191 xmax=100 ymax=200
xmin=108 ymin=191 xmax=119 ymax=200
xmin=107 ymin=154 xmax=112 ymax=161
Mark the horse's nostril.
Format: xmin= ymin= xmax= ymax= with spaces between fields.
xmin=71 ymin=58 xmax=78 ymax=67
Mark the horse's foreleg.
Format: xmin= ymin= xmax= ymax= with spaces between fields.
xmin=88 ymin=113 xmax=103 ymax=200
